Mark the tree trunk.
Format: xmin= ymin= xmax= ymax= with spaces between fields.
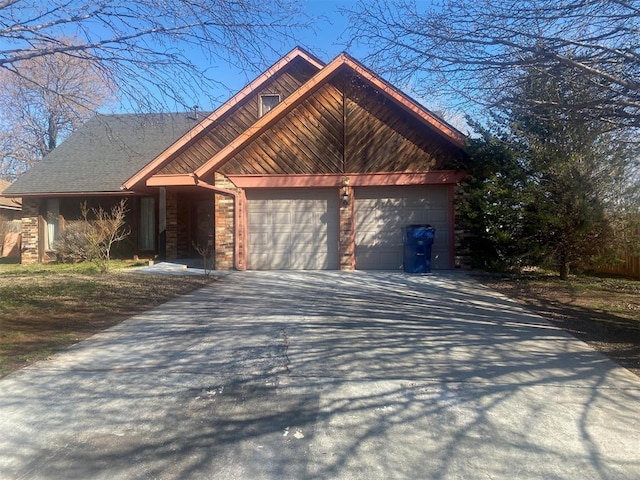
xmin=559 ymin=253 xmax=570 ymax=280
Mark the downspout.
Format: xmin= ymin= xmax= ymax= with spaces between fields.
xmin=193 ymin=177 xmax=246 ymax=271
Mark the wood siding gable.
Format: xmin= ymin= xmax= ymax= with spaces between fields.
xmin=343 ymin=74 xmax=465 ymax=173
xmin=219 ymin=82 xmax=345 ymax=175
xmin=219 ymin=72 xmax=465 ymax=176
xmin=157 ymin=58 xmax=319 ymax=176
xmin=122 ymin=48 xmax=323 ymax=190
xmin=137 ymin=50 xmax=466 ymax=188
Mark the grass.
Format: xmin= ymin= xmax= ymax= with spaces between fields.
xmin=0 ymin=260 xmax=215 ymax=378
xmin=478 ymin=272 xmax=640 ymax=376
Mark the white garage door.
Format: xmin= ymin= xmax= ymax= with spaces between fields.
xmin=354 ymin=185 xmax=451 ymax=270
xmin=246 ymin=188 xmax=339 ymax=270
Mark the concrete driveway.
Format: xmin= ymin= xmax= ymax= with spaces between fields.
xmin=0 ymin=271 xmax=638 ymax=479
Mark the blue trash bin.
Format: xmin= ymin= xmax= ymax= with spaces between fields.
xmin=403 ymin=225 xmax=435 ymax=273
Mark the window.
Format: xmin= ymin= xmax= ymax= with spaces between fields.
xmin=45 ymin=199 xmax=59 ymax=250
xmin=259 ymin=94 xmax=281 ymax=117
xmin=139 ymin=197 xmax=155 ymax=250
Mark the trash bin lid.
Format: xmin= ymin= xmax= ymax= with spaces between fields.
xmin=404 ymin=224 xmax=435 ymax=239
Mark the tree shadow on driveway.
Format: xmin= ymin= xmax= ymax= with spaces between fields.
xmin=0 ymin=271 xmax=638 ymax=479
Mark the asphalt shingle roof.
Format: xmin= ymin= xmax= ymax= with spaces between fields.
xmin=4 ymin=113 xmax=203 ymax=195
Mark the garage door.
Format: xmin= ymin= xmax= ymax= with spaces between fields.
xmin=246 ymin=189 xmax=339 ymax=270
xmin=354 ymin=185 xmax=451 ymax=270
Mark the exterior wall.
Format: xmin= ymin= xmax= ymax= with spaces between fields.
xmin=60 ymin=196 xmax=141 ymax=260
xmin=0 ymin=208 xmax=21 ymax=222
xmin=20 ymin=197 xmax=41 ymax=264
xmin=158 ymin=188 xmax=166 ymax=256
xmin=213 ymin=173 xmax=241 ymax=270
xmin=218 ymin=74 xmax=465 ymax=177
xmin=19 ymin=195 xmax=152 ymax=264
xmin=158 ymin=58 xmax=318 ymax=176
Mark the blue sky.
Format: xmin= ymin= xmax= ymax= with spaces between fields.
xmin=294 ymin=0 xmax=375 ymax=60
xmin=190 ymin=0 xmax=364 ymax=108
xmin=0 ymin=0 xmax=466 ymax=128
xmin=182 ymin=0 xmax=468 ymax=130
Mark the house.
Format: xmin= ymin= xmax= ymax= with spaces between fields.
xmin=3 ymin=47 xmax=467 ymax=270
xmin=0 ymin=179 xmax=21 ymax=221
xmin=0 ymin=179 xmax=22 ymax=258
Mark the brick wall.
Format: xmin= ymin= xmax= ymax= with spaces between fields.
xmin=339 ymin=186 xmax=355 ymax=270
xmin=20 ymin=197 xmax=40 ymax=264
xmin=213 ymin=173 xmax=241 ymax=270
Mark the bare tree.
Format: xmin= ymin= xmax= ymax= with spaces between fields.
xmin=54 ymin=200 xmax=130 ymax=272
xmin=0 ymin=0 xmax=312 ymax=111
xmin=192 ymin=240 xmax=214 ymax=276
xmin=346 ymin=0 xmax=640 ymax=130
xmin=0 ymin=39 xmax=114 ymax=179
xmin=86 ymin=200 xmax=131 ymax=273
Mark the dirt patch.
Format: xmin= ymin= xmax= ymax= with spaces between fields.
xmin=477 ymin=274 xmax=640 ymax=377
xmin=0 ymin=270 xmax=215 ymax=377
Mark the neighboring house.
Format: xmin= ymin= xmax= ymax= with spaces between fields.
xmin=0 ymin=179 xmax=21 ymax=221
xmin=0 ymin=179 xmax=22 ymax=258
xmin=3 ymin=47 xmax=467 ymax=270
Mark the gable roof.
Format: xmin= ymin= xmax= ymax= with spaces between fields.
xmin=190 ymin=53 xmax=465 ymax=179
xmin=0 ymin=179 xmax=21 ymax=209
xmin=4 ymin=113 xmax=204 ymax=196
xmin=141 ymin=51 xmax=466 ymax=186
xmin=121 ymin=47 xmax=325 ymax=190
xmin=4 ymin=47 xmax=467 ymax=197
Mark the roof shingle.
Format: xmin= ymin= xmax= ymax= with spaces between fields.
xmin=4 ymin=113 xmax=203 ymax=195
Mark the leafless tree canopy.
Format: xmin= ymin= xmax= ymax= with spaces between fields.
xmin=346 ymin=0 xmax=640 ymax=130
xmin=0 ymin=0 xmax=311 ymax=111
xmin=0 ymin=41 xmax=114 ymax=178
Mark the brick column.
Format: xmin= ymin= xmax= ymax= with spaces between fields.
xmin=165 ymin=191 xmax=178 ymax=259
xmin=20 ymin=198 xmax=41 ymax=264
xmin=214 ymin=173 xmax=240 ymax=270
xmin=339 ymin=186 xmax=355 ymax=270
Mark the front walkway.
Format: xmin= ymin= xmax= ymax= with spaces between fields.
xmin=0 ymin=271 xmax=638 ymax=479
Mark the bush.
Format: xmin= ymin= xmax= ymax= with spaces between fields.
xmin=53 ymin=200 xmax=130 ymax=272
xmin=53 ymin=221 xmax=94 ymax=262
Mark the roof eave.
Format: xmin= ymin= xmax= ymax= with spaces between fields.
xmin=3 ymin=190 xmax=137 ymax=197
